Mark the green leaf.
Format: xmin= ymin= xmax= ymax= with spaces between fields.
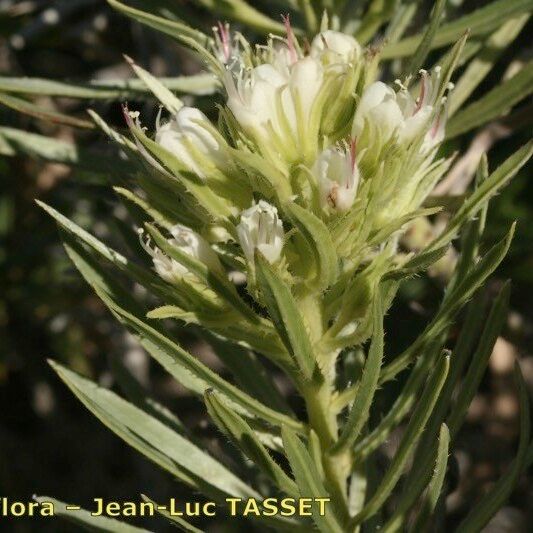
xmin=108 ymin=0 xmax=210 ymax=46
xmin=385 ymin=245 xmax=449 ymax=281
xmin=381 ymin=293 xmax=487 ymax=532
xmin=33 ymin=497 xmax=150 ymax=532
xmin=352 ymin=343 xmax=446 ymax=461
xmin=110 ymin=355 xmax=188 ymax=437
xmin=0 ymin=74 xmax=217 ymax=99
xmin=195 ymin=0 xmax=287 ymax=35
xmin=355 ymin=0 xmax=397 ymax=45
xmin=331 ymin=292 xmax=384 ymax=454
xmin=428 ymin=141 xmax=533 ymax=252
xmin=50 ymin=361 xmax=260 ymax=501
xmin=381 ymin=0 xmax=533 ymax=59
xmin=206 ymin=333 xmax=293 ymax=415
xmin=140 ymin=495 xmax=202 ymax=533
xmin=255 ymin=255 xmax=317 ymax=380
xmin=37 ymin=201 xmax=182 ymax=307
xmin=124 ymin=55 xmax=184 ymax=114
xmin=410 ymin=424 xmax=451 ymax=532
xmin=449 ymin=15 xmax=530 ymax=115
xmin=285 ymin=201 xmax=339 ymax=290
xmin=107 ymin=0 xmax=221 ymax=75
xmin=447 ymin=281 xmax=511 ymax=435
xmin=404 ymin=0 xmax=446 ymax=78
xmin=0 ymin=127 xmax=134 ymax=179
xmin=61 ymin=233 xmax=304 ymax=434
xmin=0 ymin=92 xmax=94 ymax=128
xmin=381 ymin=225 xmax=515 ymax=383
xmin=351 ymin=353 xmax=450 ymax=527
xmin=446 ymin=62 xmax=533 ymax=138
xmin=368 ymin=207 xmax=442 ymax=247
xmin=281 ymin=426 xmax=344 ymax=533
xmin=458 ymin=363 xmax=531 ymax=532
xmin=205 ymin=390 xmax=299 ymax=497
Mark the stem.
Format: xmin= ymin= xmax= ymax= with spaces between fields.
xmin=300 ymin=294 xmax=352 ymax=524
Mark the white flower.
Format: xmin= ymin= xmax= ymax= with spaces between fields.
xmin=311 ymin=30 xmax=361 ymax=65
xmin=224 ymin=55 xmax=325 ymax=159
xmin=352 ymin=69 xmax=446 ymax=150
xmin=141 ymin=224 xmax=222 ymax=283
xmin=237 ymin=200 xmax=284 ymax=264
xmin=156 ymin=106 xmax=222 ymax=179
xmin=314 ymin=142 xmax=360 ymax=212
xmin=225 ymin=64 xmax=291 ymax=141
xmin=289 ymin=57 xmax=324 ymax=122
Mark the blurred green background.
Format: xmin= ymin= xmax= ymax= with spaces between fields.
xmin=0 ymin=1 xmax=531 ymax=531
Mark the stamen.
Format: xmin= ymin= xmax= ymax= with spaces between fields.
xmin=414 ymin=71 xmax=427 ymax=115
xmin=281 ymin=14 xmax=298 ymax=64
xmin=216 ymin=21 xmax=231 ymax=62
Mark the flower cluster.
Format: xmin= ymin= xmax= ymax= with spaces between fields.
xmin=123 ymin=20 xmax=453 ymax=343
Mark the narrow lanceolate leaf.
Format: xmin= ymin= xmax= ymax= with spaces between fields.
xmin=0 ymin=92 xmax=93 ymax=128
xmin=353 ymin=344 xmax=446 ymax=461
xmin=446 ymin=62 xmax=533 ymax=138
xmin=410 ymin=424 xmax=451 ymax=532
xmin=381 ymin=225 xmax=515 ymax=383
xmin=195 ymin=0 xmax=287 ymax=35
xmin=281 ymin=426 xmax=344 ymax=533
xmin=0 ymin=126 xmax=134 ymax=177
xmin=351 ymin=354 xmax=450 ymax=527
xmin=106 ymin=0 xmax=221 ymax=75
xmin=332 ymin=293 xmax=384 ymax=454
xmin=458 ymin=363 xmax=531 ymax=533
xmin=110 ymin=355 xmax=187 ymax=437
xmin=285 ymin=201 xmax=339 ymax=290
xmin=37 ymin=202 xmax=181 ymax=306
xmin=447 ymin=282 xmax=511 ymax=435
xmin=107 ymin=0 xmax=210 ymax=47
xmin=62 ymin=235 xmax=304 ymax=434
xmin=382 ymin=0 xmax=533 ymax=58
xmin=124 ymin=56 xmax=183 ymax=114
xmin=449 ymin=15 xmax=530 ymax=115
xmin=385 ymin=245 xmax=449 ymax=281
xmin=405 ymin=0 xmax=446 ymax=78
xmin=255 ymin=255 xmax=316 ymax=380
xmin=0 ymin=74 xmax=217 ymax=99
xmin=145 ymin=223 xmax=259 ymax=324
xmin=205 ymin=391 xmax=299 ymax=497
xmin=429 ymin=141 xmax=532 ymax=251
xmin=50 ymin=361 xmax=260 ymax=501
xmin=141 ymin=495 xmax=202 ymax=533
xmin=33 ymin=497 xmax=149 ymax=533
xmin=207 ymin=334 xmax=293 ymax=415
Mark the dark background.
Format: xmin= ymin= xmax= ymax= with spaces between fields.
xmin=0 ymin=1 xmax=531 ymax=531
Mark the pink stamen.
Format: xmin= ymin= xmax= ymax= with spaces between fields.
xmin=281 ymin=14 xmax=298 ymax=64
xmin=217 ymin=21 xmax=231 ymax=62
xmin=350 ymin=138 xmax=357 ymax=172
xmin=348 ymin=138 xmax=357 ymax=188
xmin=414 ymin=72 xmax=427 ymax=115
xmin=430 ymin=113 xmax=441 ymax=139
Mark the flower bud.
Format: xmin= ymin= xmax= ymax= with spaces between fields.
xmin=156 ymin=106 xmax=222 ymax=179
xmin=311 ymin=30 xmax=361 ymax=64
xmin=141 ymin=224 xmax=222 ymax=283
xmin=353 ymin=69 xmax=446 ymax=150
xmin=314 ymin=142 xmax=360 ymax=212
xmin=237 ymin=200 xmax=284 ymax=264
xmin=289 ymin=56 xmax=323 ymax=121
